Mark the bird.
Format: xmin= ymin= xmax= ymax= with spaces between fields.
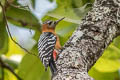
xmin=38 ymin=17 xmax=65 ymax=76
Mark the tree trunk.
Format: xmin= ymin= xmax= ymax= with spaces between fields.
xmin=53 ymin=0 xmax=120 ymax=80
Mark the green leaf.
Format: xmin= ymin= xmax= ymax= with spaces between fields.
xmin=46 ymin=0 xmax=93 ymax=24
xmin=4 ymin=68 xmax=18 ymax=80
xmin=46 ymin=7 xmax=81 ymax=24
xmin=31 ymin=44 xmax=38 ymax=56
xmin=30 ymin=31 xmax=41 ymax=56
xmin=0 ymin=18 xmax=9 ymax=54
xmin=93 ymin=58 xmax=120 ymax=72
xmin=89 ymin=68 xmax=119 ymax=80
xmin=71 ymin=0 xmax=94 ymax=8
xmin=18 ymin=54 xmax=50 ymax=80
xmin=113 ymin=36 xmax=120 ymax=49
xmin=6 ymin=38 xmax=25 ymax=56
xmin=91 ymin=43 xmax=120 ymax=73
xmin=6 ymin=6 xmax=41 ymax=30
xmin=102 ymin=44 xmax=120 ymax=60
xmin=33 ymin=31 xmax=41 ymax=41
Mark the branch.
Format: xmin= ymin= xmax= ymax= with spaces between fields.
xmin=0 ymin=2 xmax=38 ymax=57
xmin=53 ymin=0 xmax=120 ymax=80
xmin=0 ymin=57 xmax=22 ymax=80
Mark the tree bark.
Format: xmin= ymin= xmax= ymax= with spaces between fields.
xmin=53 ymin=0 xmax=120 ymax=80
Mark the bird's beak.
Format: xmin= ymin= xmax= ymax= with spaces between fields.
xmin=50 ymin=17 xmax=65 ymax=28
xmin=55 ymin=17 xmax=65 ymax=25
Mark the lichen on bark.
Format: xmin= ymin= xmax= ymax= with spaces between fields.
xmin=53 ymin=0 xmax=120 ymax=80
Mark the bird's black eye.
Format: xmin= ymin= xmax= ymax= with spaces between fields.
xmin=47 ymin=21 xmax=52 ymax=25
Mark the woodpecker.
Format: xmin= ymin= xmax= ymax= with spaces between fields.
xmin=38 ymin=17 xmax=64 ymax=75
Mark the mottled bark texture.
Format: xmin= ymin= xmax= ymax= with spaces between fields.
xmin=53 ymin=0 xmax=120 ymax=80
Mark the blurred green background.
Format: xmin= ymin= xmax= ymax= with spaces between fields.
xmin=0 ymin=0 xmax=120 ymax=80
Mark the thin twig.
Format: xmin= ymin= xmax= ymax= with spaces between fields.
xmin=5 ymin=0 xmax=30 ymax=11
xmin=0 ymin=57 xmax=22 ymax=80
xmin=0 ymin=2 xmax=38 ymax=57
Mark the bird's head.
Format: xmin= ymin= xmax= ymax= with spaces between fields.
xmin=42 ymin=17 xmax=65 ymax=30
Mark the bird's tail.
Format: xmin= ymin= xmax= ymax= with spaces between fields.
xmin=49 ymin=59 xmax=57 ymax=76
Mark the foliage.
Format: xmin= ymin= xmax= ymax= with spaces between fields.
xmin=6 ymin=6 xmax=41 ymax=30
xmin=0 ymin=18 xmax=8 ymax=55
xmin=0 ymin=0 xmax=120 ymax=80
xmin=18 ymin=54 xmax=50 ymax=80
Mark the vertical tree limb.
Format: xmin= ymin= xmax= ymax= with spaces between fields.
xmin=53 ymin=0 xmax=120 ymax=80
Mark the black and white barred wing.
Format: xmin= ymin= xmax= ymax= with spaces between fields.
xmin=38 ymin=32 xmax=57 ymax=68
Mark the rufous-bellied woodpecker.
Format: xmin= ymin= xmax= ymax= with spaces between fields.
xmin=38 ymin=17 xmax=64 ymax=75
